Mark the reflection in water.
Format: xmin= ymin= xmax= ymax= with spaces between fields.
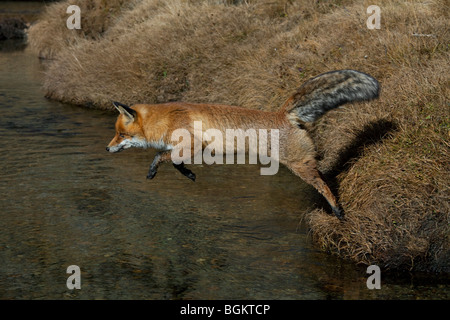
xmin=0 ymin=40 xmax=448 ymax=300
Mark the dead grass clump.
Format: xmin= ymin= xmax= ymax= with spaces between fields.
xmin=30 ymin=0 xmax=449 ymax=272
xmin=28 ymin=0 xmax=130 ymax=59
xmin=308 ymin=57 xmax=449 ymax=272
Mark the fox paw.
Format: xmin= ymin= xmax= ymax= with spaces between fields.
xmin=147 ymin=170 xmax=157 ymax=180
xmin=186 ymin=172 xmax=196 ymax=182
xmin=332 ymin=206 xmax=345 ymax=220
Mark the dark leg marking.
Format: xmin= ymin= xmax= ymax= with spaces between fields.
xmin=173 ymin=162 xmax=196 ymax=182
xmin=147 ymin=152 xmax=163 ymax=179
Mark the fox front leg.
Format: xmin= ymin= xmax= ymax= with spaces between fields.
xmin=147 ymin=151 xmax=171 ymax=179
xmin=147 ymin=151 xmax=196 ymax=181
xmin=173 ymin=162 xmax=196 ymax=182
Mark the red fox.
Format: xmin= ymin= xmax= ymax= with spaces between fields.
xmin=106 ymin=70 xmax=380 ymax=219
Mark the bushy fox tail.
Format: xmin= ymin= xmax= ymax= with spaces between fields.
xmin=282 ymin=70 xmax=380 ymax=124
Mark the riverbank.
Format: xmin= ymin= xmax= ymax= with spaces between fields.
xmin=28 ymin=0 xmax=449 ymax=273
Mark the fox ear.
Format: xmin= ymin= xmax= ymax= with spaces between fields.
xmin=113 ymin=101 xmax=137 ymax=121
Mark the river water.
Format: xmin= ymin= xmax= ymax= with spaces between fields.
xmin=0 ymin=3 xmax=448 ymax=300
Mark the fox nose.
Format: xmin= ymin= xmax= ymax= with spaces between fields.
xmin=106 ymin=147 xmax=110 ymax=152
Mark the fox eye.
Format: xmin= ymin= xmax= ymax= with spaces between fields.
xmin=119 ymin=133 xmax=126 ymax=138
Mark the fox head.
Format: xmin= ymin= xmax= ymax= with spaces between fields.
xmin=106 ymin=102 xmax=148 ymax=153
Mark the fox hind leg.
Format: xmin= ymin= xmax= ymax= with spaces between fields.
xmin=285 ymin=158 xmax=343 ymax=219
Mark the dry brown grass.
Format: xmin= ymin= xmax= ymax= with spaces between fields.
xmin=28 ymin=0 xmax=130 ymax=59
xmin=29 ymin=0 xmax=449 ymax=272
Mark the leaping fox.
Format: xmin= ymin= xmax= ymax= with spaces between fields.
xmin=106 ymin=70 xmax=380 ymax=219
